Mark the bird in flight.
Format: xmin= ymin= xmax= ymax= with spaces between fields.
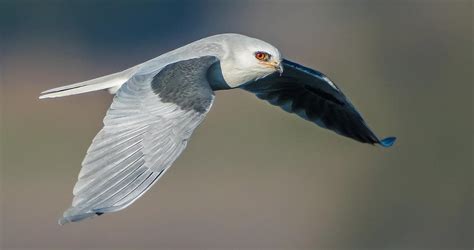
xmin=40 ymin=33 xmax=396 ymax=224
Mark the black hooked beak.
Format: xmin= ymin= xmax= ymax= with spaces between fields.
xmin=276 ymin=63 xmax=283 ymax=76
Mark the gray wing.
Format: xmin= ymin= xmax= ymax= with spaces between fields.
xmin=60 ymin=56 xmax=219 ymax=224
xmin=241 ymin=59 xmax=396 ymax=147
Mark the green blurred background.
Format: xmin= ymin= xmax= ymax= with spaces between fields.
xmin=1 ymin=0 xmax=472 ymax=249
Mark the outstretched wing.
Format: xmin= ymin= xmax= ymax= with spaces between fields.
xmin=241 ymin=59 xmax=395 ymax=147
xmin=60 ymin=56 xmax=219 ymax=224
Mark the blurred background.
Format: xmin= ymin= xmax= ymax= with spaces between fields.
xmin=1 ymin=0 xmax=472 ymax=249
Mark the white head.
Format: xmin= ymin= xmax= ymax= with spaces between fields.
xmin=216 ymin=34 xmax=282 ymax=88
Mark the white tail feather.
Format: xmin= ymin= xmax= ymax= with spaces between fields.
xmin=39 ymin=66 xmax=139 ymax=99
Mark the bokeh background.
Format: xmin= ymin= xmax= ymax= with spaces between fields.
xmin=1 ymin=0 xmax=472 ymax=249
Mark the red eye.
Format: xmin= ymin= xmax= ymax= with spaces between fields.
xmin=255 ymin=52 xmax=269 ymax=61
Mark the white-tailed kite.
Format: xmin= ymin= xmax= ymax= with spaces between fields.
xmin=39 ymin=33 xmax=396 ymax=224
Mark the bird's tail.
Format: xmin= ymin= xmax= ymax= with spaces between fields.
xmin=39 ymin=66 xmax=138 ymax=99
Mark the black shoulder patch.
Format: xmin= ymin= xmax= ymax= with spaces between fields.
xmin=207 ymin=61 xmax=232 ymax=90
xmin=151 ymin=56 xmax=218 ymax=113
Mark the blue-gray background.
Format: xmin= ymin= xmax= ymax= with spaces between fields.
xmin=1 ymin=0 xmax=472 ymax=249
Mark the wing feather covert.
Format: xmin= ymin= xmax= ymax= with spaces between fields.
xmin=241 ymin=59 xmax=395 ymax=147
xmin=60 ymin=57 xmax=218 ymax=224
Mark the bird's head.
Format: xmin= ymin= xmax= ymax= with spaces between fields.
xmin=219 ymin=34 xmax=282 ymax=88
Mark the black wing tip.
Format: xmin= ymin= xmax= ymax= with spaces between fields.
xmin=58 ymin=213 xmax=96 ymax=225
xmin=58 ymin=210 xmax=104 ymax=225
xmin=378 ymin=136 xmax=397 ymax=148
